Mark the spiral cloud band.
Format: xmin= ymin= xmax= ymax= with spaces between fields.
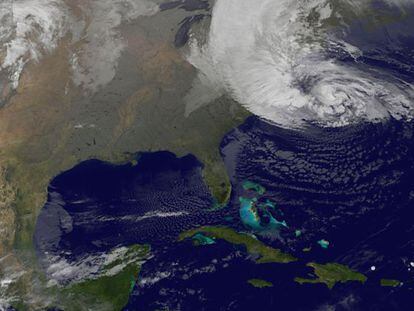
xmin=188 ymin=0 xmax=414 ymax=128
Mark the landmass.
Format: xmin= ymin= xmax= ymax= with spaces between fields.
xmin=239 ymin=181 xmax=288 ymax=234
xmin=179 ymin=226 xmax=297 ymax=264
xmin=239 ymin=196 xmax=288 ymax=232
xmin=0 ymin=2 xmax=249 ymax=309
xmin=56 ymin=244 xmax=150 ymax=311
xmin=247 ymin=278 xmax=273 ymax=288
xmin=295 ymin=263 xmax=367 ymax=289
xmin=380 ymin=279 xmax=401 ymax=287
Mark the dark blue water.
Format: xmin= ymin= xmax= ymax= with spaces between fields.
xmin=35 ymin=118 xmax=414 ymax=310
xmin=34 ymin=152 xmax=220 ymax=262
xmin=124 ymin=117 xmax=414 ymax=310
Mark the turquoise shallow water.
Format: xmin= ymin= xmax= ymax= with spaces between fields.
xmin=32 ymin=116 xmax=414 ymax=311
xmin=239 ymin=187 xmax=288 ymax=234
xmin=125 ymin=116 xmax=414 ymax=310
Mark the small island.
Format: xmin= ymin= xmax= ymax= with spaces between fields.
xmin=247 ymin=278 xmax=273 ymax=288
xmin=295 ymin=262 xmax=367 ymax=289
xmin=179 ymin=226 xmax=296 ymax=263
xmin=380 ymin=279 xmax=401 ymax=287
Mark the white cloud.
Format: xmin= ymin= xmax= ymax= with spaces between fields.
xmin=0 ymin=0 xmax=72 ymax=89
xmin=0 ymin=0 xmax=159 ymax=92
xmin=70 ymin=0 xmax=159 ymax=93
xmin=187 ymin=0 xmax=414 ymax=128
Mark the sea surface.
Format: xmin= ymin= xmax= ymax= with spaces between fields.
xmin=35 ymin=117 xmax=414 ymax=310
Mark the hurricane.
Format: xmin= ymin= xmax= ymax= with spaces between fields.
xmin=188 ymin=0 xmax=414 ymax=128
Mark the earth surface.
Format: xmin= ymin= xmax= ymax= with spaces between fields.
xmin=1 ymin=0 xmax=414 ymax=310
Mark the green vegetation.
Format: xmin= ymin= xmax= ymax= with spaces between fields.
xmin=295 ymin=263 xmax=367 ymax=289
xmin=61 ymin=244 xmax=150 ymax=311
xmin=201 ymin=155 xmax=234 ymax=208
xmin=179 ymin=226 xmax=296 ymax=264
xmin=0 ymin=22 xmax=250 ymax=308
xmin=64 ymin=264 xmax=140 ymax=310
xmin=247 ymin=278 xmax=273 ymax=288
xmin=380 ymin=279 xmax=401 ymax=287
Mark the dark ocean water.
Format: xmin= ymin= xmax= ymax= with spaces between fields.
xmin=34 ymin=117 xmax=414 ymax=311
xmin=34 ymin=152 xmax=219 ymax=261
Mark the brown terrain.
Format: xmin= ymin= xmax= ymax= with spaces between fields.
xmin=0 ymin=3 xmax=249 ymax=309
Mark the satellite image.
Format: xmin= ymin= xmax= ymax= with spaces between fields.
xmin=0 ymin=0 xmax=413 ymax=310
